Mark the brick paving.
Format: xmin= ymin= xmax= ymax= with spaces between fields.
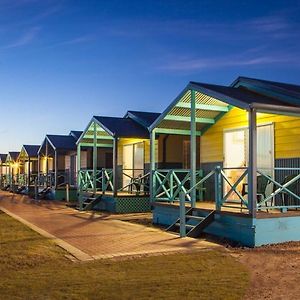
xmin=0 ymin=191 xmax=220 ymax=260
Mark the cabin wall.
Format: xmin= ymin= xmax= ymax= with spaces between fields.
xmin=57 ymin=155 xmax=65 ymax=171
xmin=0 ymin=166 xmax=8 ymax=175
xmin=200 ymin=107 xmax=300 ymax=163
xmin=117 ymin=138 xmax=152 ymax=166
xmin=199 ymin=107 xmax=300 ymax=200
xmin=83 ymin=147 xmax=113 ymax=169
xmin=157 ymin=134 xmax=200 ymax=169
xmin=80 ymin=151 xmax=88 ymax=169
xmin=97 ymin=148 xmax=113 ymax=168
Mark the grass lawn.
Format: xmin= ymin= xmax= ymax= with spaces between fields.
xmin=0 ymin=211 xmax=249 ymax=300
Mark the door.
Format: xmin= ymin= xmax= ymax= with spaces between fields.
xmin=122 ymin=142 xmax=144 ymax=190
xmin=223 ymin=124 xmax=274 ymax=199
xmin=224 ymin=129 xmax=247 ymax=199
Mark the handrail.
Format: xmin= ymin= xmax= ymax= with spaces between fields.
xmin=257 ymin=170 xmax=300 ymax=209
xmin=119 ymin=171 xmax=150 ymax=195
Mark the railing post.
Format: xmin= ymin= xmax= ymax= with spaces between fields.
xmin=214 ymin=166 xmax=222 ymax=210
xmin=170 ymin=171 xmax=173 ymax=200
xmin=179 ymin=191 xmax=186 ymax=237
xmin=66 ymin=183 xmax=69 ymax=202
xmin=77 ymin=143 xmax=81 ymax=190
xmin=150 ymin=129 xmax=156 ymax=203
xmin=190 ymin=89 xmax=197 ymax=208
xmin=112 ymin=138 xmax=118 ymax=197
xmin=248 ymin=108 xmax=257 ymax=217
xmin=101 ymin=169 xmax=105 ymax=193
xmin=34 ymin=178 xmax=38 ymax=200
xmin=93 ymin=122 xmax=98 ymax=194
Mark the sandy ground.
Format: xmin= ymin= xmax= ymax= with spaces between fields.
xmin=231 ymin=242 xmax=300 ymax=300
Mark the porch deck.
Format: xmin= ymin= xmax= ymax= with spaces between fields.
xmin=153 ymin=201 xmax=300 ymax=247
xmin=153 ymin=200 xmax=300 ymax=219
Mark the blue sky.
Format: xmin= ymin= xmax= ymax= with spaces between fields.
xmin=1 ymin=0 xmax=300 ymax=152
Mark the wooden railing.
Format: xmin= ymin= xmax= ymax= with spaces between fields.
xmin=119 ymin=169 xmax=150 ymax=195
xmin=152 ymin=169 xmax=204 ymax=202
xmin=78 ymin=169 xmax=113 ymax=192
xmin=159 ymin=166 xmax=300 ymax=213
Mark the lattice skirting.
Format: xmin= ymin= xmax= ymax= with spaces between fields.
xmin=99 ymin=196 xmax=151 ymax=213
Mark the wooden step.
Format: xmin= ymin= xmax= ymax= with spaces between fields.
xmin=186 ymin=215 xmax=205 ymax=221
xmin=174 ymin=223 xmax=195 ymax=230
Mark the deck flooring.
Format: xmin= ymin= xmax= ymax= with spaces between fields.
xmin=154 ymin=200 xmax=300 ymax=219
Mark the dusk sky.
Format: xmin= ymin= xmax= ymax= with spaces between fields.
xmin=1 ymin=0 xmax=300 ymax=152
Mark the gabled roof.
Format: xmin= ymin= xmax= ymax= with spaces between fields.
xmin=150 ymin=80 xmax=300 ymax=132
xmin=93 ymin=116 xmax=150 ymax=138
xmin=23 ymin=145 xmax=40 ymax=157
xmin=69 ymin=130 xmax=83 ymax=141
xmin=124 ymin=111 xmax=160 ymax=129
xmin=45 ymin=134 xmax=78 ymax=151
xmin=189 ymin=82 xmax=290 ymax=107
xmin=232 ymin=76 xmax=300 ymax=104
xmin=7 ymin=152 xmax=20 ymax=162
xmin=0 ymin=154 xmax=7 ymax=163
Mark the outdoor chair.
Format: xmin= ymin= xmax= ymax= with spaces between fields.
xmin=129 ymin=174 xmax=150 ymax=196
xmin=275 ymin=174 xmax=298 ymax=207
xmin=242 ymin=175 xmax=270 ymax=209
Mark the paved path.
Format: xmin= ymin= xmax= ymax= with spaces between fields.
xmin=0 ymin=191 xmax=220 ymax=261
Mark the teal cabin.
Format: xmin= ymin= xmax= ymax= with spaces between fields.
xmin=77 ymin=111 xmax=159 ymax=213
xmin=14 ymin=145 xmax=40 ymax=194
xmin=149 ymin=77 xmax=300 ymax=247
xmin=37 ymin=130 xmax=82 ymax=200
xmin=0 ymin=154 xmax=8 ymax=189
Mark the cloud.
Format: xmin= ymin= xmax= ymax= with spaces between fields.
xmin=0 ymin=27 xmax=40 ymax=49
xmin=158 ymin=51 xmax=299 ymax=72
xmin=101 ymin=11 xmax=298 ymax=43
xmin=57 ymin=35 xmax=95 ymax=46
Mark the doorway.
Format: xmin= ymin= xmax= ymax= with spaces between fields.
xmin=223 ymin=124 xmax=274 ymax=199
xmin=122 ymin=142 xmax=144 ymax=190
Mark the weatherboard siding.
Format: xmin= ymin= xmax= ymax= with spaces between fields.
xmin=117 ymin=138 xmax=154 ymax=166
xmin=200 ymin=107 xmax=300 ymax=163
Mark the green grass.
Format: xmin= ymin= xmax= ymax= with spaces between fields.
xmin=0 ymin=211 xmax=249 ymax=300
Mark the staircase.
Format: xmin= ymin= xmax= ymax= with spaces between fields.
xmin=79 ymin=194 xmax=102 ymax=211
xmin=166 ymin=208 xmax=215 ymax=238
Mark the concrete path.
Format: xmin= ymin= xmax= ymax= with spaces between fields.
xmin=0 ymin=191 xmax=220 ymax=261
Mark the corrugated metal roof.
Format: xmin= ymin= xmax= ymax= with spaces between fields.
xmin=69 ymin=130 xmax=83 ymax=141
xmin=234 ymin=76 xmax=300 ymax=97
xmin=0 ymin=154 xmax=7 ymax=163
xmin=23 ymin=145 xmax=40 ymax=157
xmin=93 ymin=116 xmax=149 ymax=138
xmin=150 ymin=79 xmax=300 ymax=132
xmin=190 ymin=82 xmax=291 ymax=106
xmin=46 ymin=134 xmax=77 ymax=151
xmin=7 ymin=152 xmax=20 ymax=162
xmin=125 ymin=111 xmax=161 ymax=128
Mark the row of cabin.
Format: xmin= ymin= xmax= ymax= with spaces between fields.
xmin=2 ymin=76 xmax=300 ymax=246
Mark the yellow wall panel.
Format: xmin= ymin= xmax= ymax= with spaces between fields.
xmin=200 ymin=107 xmax=300 ymax=163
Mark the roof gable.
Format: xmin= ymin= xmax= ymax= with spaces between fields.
xmin=232 ymin=76 xmax=300 ymax=106
xmin=7 ymin=152 xmax=20 ymax=162
xmin=0 ymin=154 xmax=7 ymax=163
xmin=23 ymin=145 xmax=40 ymax=157
xmin=125 ymin=111 xmax=160 ymax=129
xmin=93 ymin=116 xmax=150 ymax=138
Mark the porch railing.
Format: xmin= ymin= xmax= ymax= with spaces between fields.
xmin=38 ymin=171 xmax=70 ymax=188
xmin=119 ymin=169 xmax=150 ymax=195
xmin=153 ymin=169 xmax=204 ymax=202
xmin=155 ymin=166 xmax=300 ymax=213
xmin=78 ymin=168 xmax=150 ymax=195
xmin=257 ymin=168 xmax=300 ymax=211
xmin=78 ymin=169 xmax=113 ymax=192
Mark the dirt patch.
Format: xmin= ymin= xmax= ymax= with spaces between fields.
xmin=231 ymin=242 xmax=300 ymax=300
